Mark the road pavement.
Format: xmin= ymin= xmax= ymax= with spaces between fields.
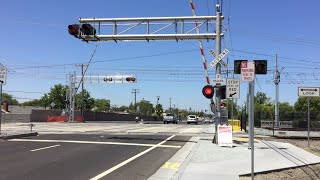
xmin=0 ymin=132 xmax=191 ymax=180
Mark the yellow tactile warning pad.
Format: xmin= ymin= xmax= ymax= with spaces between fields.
xmin=161 ymin=162 xmax=181 ymax=170
xmin=233 ymin=137 xmax=259 ymax=142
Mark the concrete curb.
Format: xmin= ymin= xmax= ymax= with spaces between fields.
xmin=148 ymin=136 xmax=201 ymax=180
xmin=0 ymin=132 xmax=38 ymax=140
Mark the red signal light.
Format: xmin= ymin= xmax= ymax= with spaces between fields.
xmin=202 ymin=85 xmax=214 ymax=99
xmin=126 ymin=77 xmax=136 ymax=83
xmin=204 ymin=87 xmax=212 ymax=95
xmin=68 ymin=24 xmax=79 ymax=37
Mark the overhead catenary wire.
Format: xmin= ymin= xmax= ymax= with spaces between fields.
xmin=75 ymin=45 xmax=99 ymax=94
xmin=6 ymin=47 xmax=320 ymax=72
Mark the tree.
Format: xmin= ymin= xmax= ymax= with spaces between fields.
xmin=40 ymin=94 xmax=50 ymax=108
xmin=136 ymin=100 xmax=154 ymax=116
xmin=21 ymin=99 xmax=41 ymax=106
xmin=279 ymin=102 xmax=294 ymax=114
xmin=279 ymin=102 xmax=295 ymax=121
xmin=75 ymin=90 xmax=95 ymax=110
xmin=110 ymin=105 xmax=129 ymax=112
xmin=41 ymin=84 xmax=68 ymax=109
xmin=255 ymin=92 xmax=271 ymax=105
xmin=93 ymin=99 xmax=110 ymax=112
xmin=294 ymin=97 xmax=320 ymax=112
xmin=2 ymin=93 xmax=19 ymax=105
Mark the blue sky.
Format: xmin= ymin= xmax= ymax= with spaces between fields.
xmin=1 ymin=0 xmax=320 ymax=111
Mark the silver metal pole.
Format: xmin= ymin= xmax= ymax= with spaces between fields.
xmin=72 ymin=71 xmax=76 ymax=122
xmin=214 ymin=4 xmax=222 ymax=144
xmin=249 ymin=81 xmax=255 ymax=180
xmin=275 ymin=54 xmax=279 ymax=128
xmin=231 ymin=99 xmax=234 ymax=126
xmin=308 ymin=97 xmax=310 ymax=148
xmin=0 ymin=82 xmax=2 ymax=134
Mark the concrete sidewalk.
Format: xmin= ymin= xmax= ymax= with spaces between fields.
xmin=149 ymin=131 xmax=320 ymax=180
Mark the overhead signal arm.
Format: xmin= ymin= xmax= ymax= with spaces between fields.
xmin=68 ymin=16 xmax=223 ymax=42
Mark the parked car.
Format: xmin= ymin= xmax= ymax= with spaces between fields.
xmin=204 ymin=118 xmax=214 ymax=123
xmin=163 ymin=113 xmax=178 ymax=124
xmin=187 ymin=115 xmax=198 ymax=124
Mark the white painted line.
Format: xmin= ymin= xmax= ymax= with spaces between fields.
xmin=9 ymin=139 xmax=181 ymax=149
xmin=89 ymin=135 xmax=176 ymax=180
xmin=30 ymin=144 xmax=60 ymax=152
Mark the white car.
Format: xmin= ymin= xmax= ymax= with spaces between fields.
xmin=187 ymin=115 xmax=198 ymax=124
xmin=204 ymin=119 xmax=214 ymax=123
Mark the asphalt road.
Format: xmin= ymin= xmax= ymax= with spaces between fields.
xmin=0 ymin=134 xmax=191 ymax=180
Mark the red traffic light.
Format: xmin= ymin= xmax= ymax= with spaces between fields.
xmin=202 ymin=85 xmax=214 ymax=99
xmin=126 ymin=77 xmax=136 ymax=82
xmin=68 ymin=24 xmax=80 ymax=37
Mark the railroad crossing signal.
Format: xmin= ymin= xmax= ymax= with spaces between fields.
xmin=202 ymin=85 xmax=214 ymax=99
xmin=75 ymin=74 xmax=136 ymax=84
xmin=209 ymin=49 xmax=228 ymax=68
xmin=68 ymin=24 xmax=97 ymax=38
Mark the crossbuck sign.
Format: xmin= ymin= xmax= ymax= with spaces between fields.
xmin=209 ymin=49 xmax=228 ymax=68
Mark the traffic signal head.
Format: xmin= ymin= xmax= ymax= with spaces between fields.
xmin=103 ymin=77 xmax=113 ymax=82
xmin=218 ymin=85 xmax=226 ymax=99
xmin=254 ymin=60 xmax=268 ymax=74
xmin=81 ymin=24 xmax=96 ymax=35
xmin=68 ymin=24 xmax=80 ymax=37
xmin=202 ymin=85 xmax=214 ymax=99
xmin=126 ymin=77 xmax=136 ymax=82
xmin=234 ymin=60 xmax=248 ymax=74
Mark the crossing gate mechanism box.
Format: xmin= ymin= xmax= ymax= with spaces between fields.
xmin=217 ymin=124 xmax=233 ymax=147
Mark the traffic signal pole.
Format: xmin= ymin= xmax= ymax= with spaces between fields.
xmin=214 ymin=4 xmax=222 ymax=144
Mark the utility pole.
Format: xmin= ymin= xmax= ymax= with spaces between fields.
xmin=214 ymin=3 xmax=222 ymax=143
xmin=274 ymin=54 xmax=280 ymax=128
xmin=68 ymin=72 xmax=76 ymax=122
xmin=76 ymin=64 xmax=88 ymax=116
xmin=169 ymin=98 xmax=172 ymax=111
xmin=131 ymin=89 xmax=139 ymax=112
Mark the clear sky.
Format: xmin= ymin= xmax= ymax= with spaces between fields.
xmin=1 ymin=0 xmax=320 ymax=111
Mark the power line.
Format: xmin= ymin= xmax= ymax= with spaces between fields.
xmin=3 ymin=90 xmax=44 ymax=94
xmin=9 ymin=48 xmax=202 ymax=71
